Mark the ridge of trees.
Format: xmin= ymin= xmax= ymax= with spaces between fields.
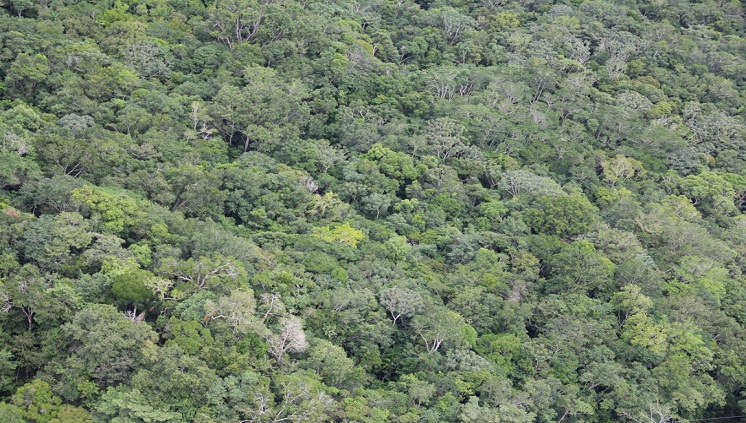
xmin=1 ymin=0 xmax=746 ymax=421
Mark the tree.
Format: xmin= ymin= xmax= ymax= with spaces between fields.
xmin=0 ymin=152 xmax=39 ymax=190
xmin=411 ymin=306 xmax=474 ymax=354
xmin=0 ymin=264 xmax=50 ymax=331
xmin=671 ymin=255 xmax=729 ymax=305
xmin=127 ymin=344 xmax=224 ymax=420
xmin=19 ymin=175 xmax=86 ymax=215
xmin=498 ymin=170 xmax=564 ymax=197
xmin=61 ymin=304 xmax=158 ymax=391
xmin=679 ymin=171 xmax=740 ymax=217
xmin=208 ymin=0 xmax=267 ymax=49
xmin=423 ymin=118 xmax=469 ymax=161
xmin=0 ymin=402 xmax=24 ymax=423
xmin=71 ymin=185 xmax=143 ymax=237
xmin=635 ymin=197 xmax=735 ymax=265
xmin=459 ymin=396 xmax=500 ymax=423
xmin=311 ymin=222 xmax=365 ymax=248
xmin=156 ymin=254 xmax=245 ymax=299
xmin=618 ymin=400 xmax=677 ymax=423
xmin=524 ymin=193 xmax=598 ymax=238
xmin=204 ymin=289 xmax=266 ymax=336
xmin=598 ymin=154 xmax=645 ymax=186
xmin=242 ymin=370 xmax=336 ymax=423
xmin=436 ymin=7 xmax=477 ymax=46
xmin=48 ymin=405 xmax=94 ymax=423
xmin=378 ymin=286 xmax=423 ymax=325
xmin=10 ymin=379 xmax=61 ymax=423
xmin=389 ymin=373 xmax=434 ymax=411
xmin=19 ymin=213 xmax=93 ymax=273
xmin=5 ymin=53 xmax=49 ymax=97
xmin=267 ymin=316 xmax=309 ymax=365
xmin=364 ymin=144 xmax=420 ymax=180
xmin=123 ymin=40 xmax=173 ymax=79
xmin=94 ymin=387 xmax=180 ymax=423
xmin=545 ymin=240 xmax=616 ymax=297
xmin=305 ymin=339 xmax=364 ymax=390
xmin=164 ymin=164 xmax=226 ymax=220
xmin=314 ymin=140 xmax=347 ymax=174
xmin=362 ymin=192 xmax=393 ymax=219
xmin=112 ymin=269 xmax=157 ymax=315
xmin=32 ymin=134 xmax=95 ymax=178
xmin=447 ymin=287 xmax=516 ymax=336
xmin=210 ymin=66 xmax=308 ymax=153
xmin=611 ymin=284 xmax=653 ymax=326
xmin=524 ymin=377 xmax=594 ymax=423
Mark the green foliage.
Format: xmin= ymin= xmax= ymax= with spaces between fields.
xmin=0 ymin=0 xmax=746 ymax=420
xmin=411 ymin=306 xmax=475 ymax=353
xmin=524 ymin=193 xmax=598 ymax=238
xmin=19 ymin=212 xmax=93 ymax=273
xmin=11 ymin=379 xmax=61 ymax=423
xmin=94 ymin=387 xmax=180 ymax=422
xmin=311 ymin=222 xmax=365 ymax=247
xmin=0 ymin=402 xmax=25 ymax=423
xmin=155 ymin=254 xmax=245 ymax=299
xmin=545 ymin=240 xmax=617 ymax=297
xmin=210 ymin=66 xmax=308 ymax=153
xmin=305 ymin=338 xmax=365 ymax=390
xmin=61 ymin=304 xmax=159 ymax=393
xmin=112 ymin=269 xmax=156 ymax=307
xmin=48 ymin=405 xmax=94 ymax=423
xmin=71 ymin=186 xmax=142 ymax=237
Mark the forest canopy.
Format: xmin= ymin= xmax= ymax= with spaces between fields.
xmin=1 ymin=0 xmax=746 ymax=421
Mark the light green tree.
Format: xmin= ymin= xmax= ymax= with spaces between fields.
xmin=311 ymin=222 xmax=365 ymax=248
xmin=411 ymin=306 xmax=475 ymax=353
xmin=10 ymin=379 xmax=61 ymax=423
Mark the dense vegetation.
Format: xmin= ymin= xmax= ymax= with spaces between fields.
xmin=1 ymin=0 xmax=746 ymax=421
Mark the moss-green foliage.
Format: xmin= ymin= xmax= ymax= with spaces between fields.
xmin=311 ymin=222 xmax=366 ymax=247
xmin=524 ymin=193 xmax=598 ymax=238
xmin=1 ymin=0 xmax=746 ymax=421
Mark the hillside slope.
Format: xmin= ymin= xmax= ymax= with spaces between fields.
xmin=1 ymin=0 xmax=746 ymax=421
